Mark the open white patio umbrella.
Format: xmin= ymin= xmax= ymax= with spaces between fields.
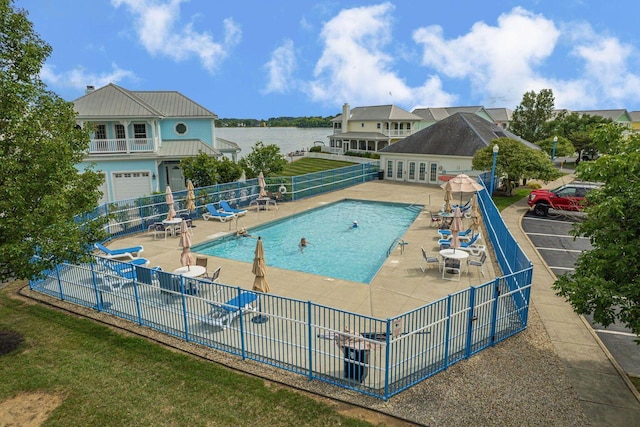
xmin=257 ymin=172 xmax=268 ymax=198
xmin=165 ymin=185 xmax=176 ymax=220
xmin=251 ymin=237 xmax=270 ymax=323
xmin=185 ymin=180 xmax=196 ymax=212
xmin=179 ymin=219 xmax=193 ymax=269
xmin=441 ymin=173 xmax=484 ymax=205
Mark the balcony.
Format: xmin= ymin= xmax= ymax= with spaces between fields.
xmin=88 ymin=138 xmax=156 ymax=154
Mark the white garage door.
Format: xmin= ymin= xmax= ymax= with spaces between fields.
xmin=113 ymin=171 xmax=152 ymax=201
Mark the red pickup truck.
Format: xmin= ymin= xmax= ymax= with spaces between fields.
xmin=527 ymin=181 xmax=601 ymax=216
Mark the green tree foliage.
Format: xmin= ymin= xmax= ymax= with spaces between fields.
xmin=509 ymin=89 xmax=555 ymax=143
xmin=180 ymin=152 xmax=242 ymax=187
xmin=547 ymin=111 xmax=612 ymax=161
xmin=471 ymin=138 xmax=560 ymax=195
xmin=553 ymin=123 xmax=640 ymax=338
xmin=0 ymin=0 xmax=106 ymax=281
xmin=238 ymin=142 xmax=288 ymax=178
xmin=537 ymin=136 xmax=574 ymax=159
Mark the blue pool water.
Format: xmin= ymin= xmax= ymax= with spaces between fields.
xmin=192 ymin=199 xmax=422 ymax=284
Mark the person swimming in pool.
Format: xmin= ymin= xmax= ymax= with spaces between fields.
xmin=299 ymin=237 xmax=310 ymax=252
xmin=352 ymin=220 xmax=358 ymax=228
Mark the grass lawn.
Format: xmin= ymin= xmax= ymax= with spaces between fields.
xmin=0 ymin=287 xmax=373 ymax=427
xmin=491 ymin=187 xmax=532 ymax=211
xmin=281 ymin=157 xmax=357 ymax=176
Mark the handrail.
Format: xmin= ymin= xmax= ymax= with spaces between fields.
xmin=387 ymin=238 xmax=407 ymax=256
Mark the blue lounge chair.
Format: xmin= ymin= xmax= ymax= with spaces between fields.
xmin=95 ymin=242 xmax=144 ymax=260
xmin=202 ymin=203 xmax=236 ymax=222
xmin=219 ymin=200 xmax=247 ymax=216
xmin=204 ymin=291 xmax=258 ymax=329
xmin=438 ymin=227 xmax=472 ymax=239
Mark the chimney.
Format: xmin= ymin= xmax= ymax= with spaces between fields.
xmin=341 ymin=103 xmax=350 ymax=134
xmin=85 ymin=85 xmax=95 ymax=94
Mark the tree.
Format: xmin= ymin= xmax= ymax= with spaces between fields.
xmin=180 ymin=152 xmax=243 ymax=187
xmin=239 ymin=141 xmax=288 ymax=178
xmin=0 ymin=0 xmax=106 ymax=281
xmin=509 ymin=89 xmax=555 ymax=143
xmin=546 ymin=112 xmax=612 ymax=162
xmin=471 ymin=138 xmax=560 ymax=195
xmin=553 ymin=123 xmax=640 ymax=338
xmin=537 ymin=136 xmax=574 ymax=159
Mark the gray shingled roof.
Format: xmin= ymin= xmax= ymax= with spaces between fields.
xmin=73 ymin=83 xmax=217 ymax=119
xmin=379 ymin=112 xmax=536 ymax=156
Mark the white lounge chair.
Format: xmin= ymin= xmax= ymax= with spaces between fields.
xmin=202 ymin=203 xmax=236 ymax=222
xmin=203 ymin=291 xmax=258 ymax=329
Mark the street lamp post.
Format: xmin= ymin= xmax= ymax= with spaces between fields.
xmin=552 ymin=136 xmax=557 ymax=161
xmin=489 ymin=144 xmax=499 ymax=196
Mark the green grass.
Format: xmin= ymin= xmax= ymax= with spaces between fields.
xmin=630 ymin=376 xmax=640 ymax=393
xmin=491 ymin=187 xmax=532 ymax=211
xmin=0 ymin=289 xmax=373 ymax=427
xmin=280 ymin=157 xmax=356 ymax=176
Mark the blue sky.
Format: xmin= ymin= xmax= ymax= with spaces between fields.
xmin=16 ymin=0 xmax=640 ymax=119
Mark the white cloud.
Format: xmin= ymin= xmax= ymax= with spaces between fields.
xmin=41 ymin=63 xmax=137 ymax=90
xmin=263 ymin=40 xmax=297 ymax=94
xmin=111 ymin=0 xmax=241 ymax=73
xmin=413 ymin=7 xmax=560 ymax=108
xmin=306 ymin=2 xmax=456 ymax=110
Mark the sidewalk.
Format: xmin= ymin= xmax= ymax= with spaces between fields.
xmin=501 ymin=178 xmax=640 ymax=426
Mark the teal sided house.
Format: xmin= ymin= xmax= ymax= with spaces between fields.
xmin=73 ymin=84 xmax=240 ymax=204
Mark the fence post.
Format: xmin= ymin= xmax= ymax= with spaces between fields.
xmin=90 ymin=262 xmax=104 ymax=311
xmin=383 ymin=318 xmax=391 ymax=400
xmin=489 ymin=279 xmax=500 ymax=346
xmin=179 ymin=276 xmax=190 ymax=342
xmin=307 ymin=301 xmax=313 ymax=381
xmin=54 ymin=264 xmax=64 ymax=301
xmin=132 ymin=276 xmax=143 ymax=326
xmin=464 ymin=286 xmax=477 ymax=359
xmin=444 ymin=295 xmax=452 ymax=369
xmin=238 ymin=287 xmax=247 ymax=360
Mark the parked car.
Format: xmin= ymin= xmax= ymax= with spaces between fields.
xmin=527 ymin=181 xmax=601 ymax=216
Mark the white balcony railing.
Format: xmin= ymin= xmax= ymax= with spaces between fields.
xmin=332 ymin=129 xmax=415 ymax=137
xmin=88 ymin=138 xmax=156 ymax=154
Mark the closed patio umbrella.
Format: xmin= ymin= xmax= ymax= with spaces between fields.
xmin=470 ymin=194 xmax=482 ymax=234
xmin=251 ymin=236 xmax=270 ymax=323
xmin=165 ymin=186 xmax=176 ymax=220
xmin=257 ymin=172 xmax=268 ymax=198
xmin=449 ymin=207 xmax=463 ymax=252
xmin=179 ymin=219 xmax=193 ymax=268
xmin=185 ymin=180 xmax=196 ymax=212
xmin=443 ymin=188 xmax=454 ymax=213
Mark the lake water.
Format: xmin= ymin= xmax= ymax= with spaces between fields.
xmin=215 ymin=127 xmax=332 ymax=158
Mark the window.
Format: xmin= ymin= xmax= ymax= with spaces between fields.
xmin=175 ymin=123 xmax=187 ymax=135
xmin=95 ymin=124 xmax=106 ymax=139
xmin=377 ymin=123 xmax=381 ymax=129
xmin=114 ymin=124 xmax=125 ymax=139
xmin=133 ymin=123 xmax=147 ymax=139
xmin=361 ymin=123 xmax=364 ymax=127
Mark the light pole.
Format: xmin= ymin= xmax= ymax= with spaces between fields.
xmin=552 ymin=136 xmax=557 ymax=162
xmin=489 ymin=144 xmax=499 ymax=196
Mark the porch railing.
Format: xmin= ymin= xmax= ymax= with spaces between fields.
xmin=88 ymin=137 xmax=157 ymax=154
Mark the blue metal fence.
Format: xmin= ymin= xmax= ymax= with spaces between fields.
xmin=30 ymin=168 xmax=532 ymax=400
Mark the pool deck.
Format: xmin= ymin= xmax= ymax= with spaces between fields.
xmin=106 ymin=180 xmax=496 ymax=319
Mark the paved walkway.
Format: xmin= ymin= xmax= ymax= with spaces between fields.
xmin=501 ymin=177 xmax=640 ymax=425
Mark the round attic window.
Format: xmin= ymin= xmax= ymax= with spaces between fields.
xmin=175 ymin=123 xmax=187 ymax=135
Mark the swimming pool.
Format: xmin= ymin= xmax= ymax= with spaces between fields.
xmin=192 ymin=199 xmax=422 ymax=284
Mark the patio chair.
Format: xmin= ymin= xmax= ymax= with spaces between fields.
xmin=438 ymin=227 xmax=472 ymax=240
xmin=95 ymin=242 xmax=144 ymax=260
xmin=202 ymin=203 xmax=236 ymax=222
xmin=135 ymin=265 xmax=163 ymax=286
xmin=203 ymin=291 xmax=258 ymax=329
xmin=219 ymin=200 xmax=247 ymax=217
xmin=442 ymin=258 xmax=462 ymax=281
xmin=467 ymin=252 xmax=487 ymax=277
xmin=428 ymin=210 xmax=441 ymax=228
xmin=420 ymin=247 xmax=442 ymax=273
xmin=150 ymin=222 xmax=170 ymax=240
xmin=458 ymin=233 xmax=481 ymax=251
xmin=156 ymin=270 xmax=181 ymax=303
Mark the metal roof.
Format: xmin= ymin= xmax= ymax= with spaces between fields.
xmin=332 ymin=104 xmax=422 ymax=122
xmin=73 ymin=83 xmax=217 ymax=119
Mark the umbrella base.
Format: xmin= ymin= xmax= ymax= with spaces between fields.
xmin=251 ymin=315 xmax=269 ymax=324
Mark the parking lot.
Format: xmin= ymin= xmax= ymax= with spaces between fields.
xmin=522 ymin=211 xmax=640 ymax=378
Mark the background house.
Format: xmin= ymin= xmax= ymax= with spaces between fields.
xmin=378 ymin=112 xmax=535 ymax=184
xmin=328 ymin=103 xmax=423 ymax=154
xmin=73 ymin=84 xmax=240 ymax=203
